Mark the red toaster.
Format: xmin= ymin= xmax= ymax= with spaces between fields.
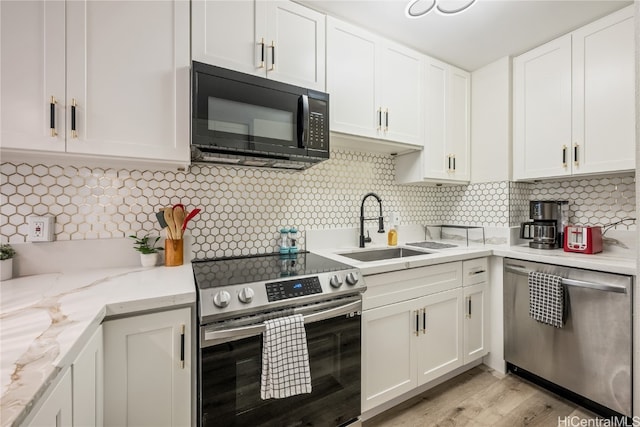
xmin=563 ymin=225 xmax=603 ymax=254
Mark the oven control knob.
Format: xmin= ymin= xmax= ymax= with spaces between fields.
xmin=213 ymin=291 xmax=231 ymax=308
xmin=238 ymin=287 xmax=254 ymax=304
xmin=330 ymin=274 xmax=343 ymax=288
xmin=346 ymin=272 xmax=359 ymax=286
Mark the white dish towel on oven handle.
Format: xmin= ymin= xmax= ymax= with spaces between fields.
xmin=260 ymin=314 xmax=312 ymax=399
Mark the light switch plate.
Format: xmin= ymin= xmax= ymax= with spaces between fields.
xmin=27 ymin=215 xmax=55 ymax=242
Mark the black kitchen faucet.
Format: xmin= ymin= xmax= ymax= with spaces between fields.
xmin=359 ymin=192 xmax=385 ymax=248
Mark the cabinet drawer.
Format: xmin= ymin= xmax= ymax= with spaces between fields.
xmin=363 ymin=262 xmax=462 ymax=310
xmin=463 ymin=258 xmax=488 ymax=286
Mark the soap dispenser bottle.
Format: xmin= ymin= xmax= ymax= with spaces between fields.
xmin=387 ymin=224 xmax=398 ymax=246
xmin=387 ymin=212 xmax=399 ymax=246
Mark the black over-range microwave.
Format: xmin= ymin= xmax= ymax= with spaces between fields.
xmin=191 ymin=61 xmax=330 ymax=169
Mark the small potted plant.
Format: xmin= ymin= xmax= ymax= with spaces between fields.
xmin=129 ymin=234 xmax=163 ymax=267
xmin=1 ymin=243 xmax=16 ymax=280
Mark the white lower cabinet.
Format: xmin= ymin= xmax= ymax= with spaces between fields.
xmin=416 ymin=289 xmax=464 ymax=384
xmin=462 ymin=258 xmax=489 ymax=364
xmin=463 ymin=283 xmax=488 ymax=363
xmin=25 ymin=369 xmax=73 ymax=427
xmin=72 ymin=326 xmax=104 ymax=427
xmin=362 ymin=258 xmax=489 ymax=413
xmin=362 ymin=299 xmax=418 ymax=411
xmin=103 ymin=308 xmax=191 ymax=427
xmin=24 ymin=326 xmax=103 ymax=427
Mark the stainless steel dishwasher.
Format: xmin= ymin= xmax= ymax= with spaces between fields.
xmin=504 ymin=258 xmax=633 ymax=418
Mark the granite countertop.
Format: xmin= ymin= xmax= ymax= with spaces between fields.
xmin=316 ymin=245 xmax=493 ymax=276
xmin=493 ymin=244 xmax=636 ymax=275
xmin=1 ymin=241 xmax=635 ymax=427
xmin=0 ymin=264 xmax=196 ymax=427
xmin=317 ymin=243 xmax=636 ymax=276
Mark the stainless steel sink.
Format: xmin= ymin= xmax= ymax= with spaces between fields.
xmin=337 ymin=247 xmax=433 ymax=262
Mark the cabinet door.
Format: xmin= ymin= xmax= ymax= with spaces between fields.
xmin=378 ymin=42 xmax=423 ymax=145
xmin=361 ymin=299 xmax=417 ymax=412
xmin=0 ymin=0 xmax=66 ymax=152
xmin=25 ymin=369 xmax=72 ymax=427
xmin=572 ymin=6 xmax=635 ymax=175
xmin=73 ymin=326 xmax=104 ymax=427
xmin=65 ymin=0 xmax=190 ymax=163
xmin=103 ymin=308 xmax=191 ymax=427
xmin=423 ymin=59 xmax=448 ymax=179
xmin=265 ymin=1 xmax=325 ymax=91
xmin=447 ymin=67 xmax=470 ymax=181
xmin=326 ymin=17 xmax=378 ymax=139
xmin=416 ymin=288 xmax=463 ymax=385
xmin=513 ymin=35 xmax=572 ymax=180
xmin=191 ymin=0 xmax=266 ymax=77
xmin=463 ymin=283 xmax=488 ymax=364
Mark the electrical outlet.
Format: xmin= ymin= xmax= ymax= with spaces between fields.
xmin=390 ymin=212 xmax=400 ymax=225
xmin=28 ymin=215 xmax=55 ymax=242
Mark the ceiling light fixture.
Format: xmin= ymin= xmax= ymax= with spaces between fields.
xmin=405 ymin=0 xmax=476 ymax=18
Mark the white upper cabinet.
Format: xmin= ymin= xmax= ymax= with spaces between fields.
xmin=327 ymin=17 xmax=424 ymax=148
xmin=192 ymin=0 xmax=326 ymax=91
xmin=513 ymin=5 xmax=634 ymax=180
xmin=395 ymin=59 xmax=471 ymax=184
xmin=378 ymin=42 xmax=424 ymax=146
xmin=65 ymin=0 xmax=190 ymax=163
xmin=0 ymin=0 xmax=190 ymax=167
xmin=0 ymin=0 xmax=66 ymax=152
xmin=513 ymin=35 xmax=572 ymax=180
xmin=571 ymin=6 xmax=635 ymax=175
xmin=326 ymin=17 xmax=377 ymax=139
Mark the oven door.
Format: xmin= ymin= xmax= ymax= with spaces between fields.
xmin=199 ymin=298 xmax=361 ymax=427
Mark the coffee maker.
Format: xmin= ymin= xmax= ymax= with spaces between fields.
xmin=520 ymin=200 xmax=569 ymax=249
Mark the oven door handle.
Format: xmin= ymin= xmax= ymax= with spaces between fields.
xmin=202 ymin=300 xmax=362 ymax=346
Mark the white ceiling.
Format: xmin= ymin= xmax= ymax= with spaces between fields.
xmin=298 ymin=0 xmax=633 ymax=71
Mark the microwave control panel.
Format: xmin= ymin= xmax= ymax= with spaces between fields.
xmin=307 ymin=97 xmax=327 ymax=150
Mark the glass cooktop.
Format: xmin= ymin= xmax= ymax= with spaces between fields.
xmin=192 ymin=252 xmax=355 ymax=289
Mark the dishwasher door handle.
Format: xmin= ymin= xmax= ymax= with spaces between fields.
xmin=504 ymin=265 xmax=628 ymax=294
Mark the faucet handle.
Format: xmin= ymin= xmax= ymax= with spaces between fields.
xmin=364 ymin=230 xmax=372 ymax=243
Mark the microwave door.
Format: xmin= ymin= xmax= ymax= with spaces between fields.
xmin=194 ymin=71 xmax=306 ymax=155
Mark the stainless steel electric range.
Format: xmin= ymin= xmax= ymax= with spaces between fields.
xmin=192 ymin=251 xmax=365 ymax=427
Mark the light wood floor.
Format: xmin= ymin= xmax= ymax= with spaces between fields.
xmin=363 ymin=366 xmax=600 ymax=427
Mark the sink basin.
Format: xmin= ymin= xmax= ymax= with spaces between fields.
xmin=337 ymin=247 xmax=433 ymax=262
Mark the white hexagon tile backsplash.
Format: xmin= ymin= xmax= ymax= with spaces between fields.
xmin=0 ymin=148 xmax=635 ymax=259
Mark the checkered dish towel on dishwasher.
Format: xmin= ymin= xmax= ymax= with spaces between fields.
xmin=528 ymin=271 xmax=565 ymax=328
xmin=260 ymin=314 xmax=312 ymax=400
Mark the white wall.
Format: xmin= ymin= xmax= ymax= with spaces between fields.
xmin=470 ymin=56 xmax=512 ymax=183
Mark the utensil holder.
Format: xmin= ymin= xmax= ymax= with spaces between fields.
xmin=165 ymin=239 xmax=184 ymax=267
